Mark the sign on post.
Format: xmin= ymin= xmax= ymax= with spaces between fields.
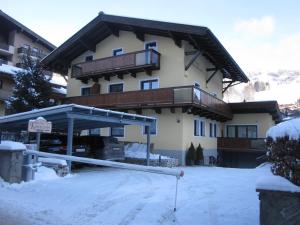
xmin=28 ymin=117 xmax=52 ymax=133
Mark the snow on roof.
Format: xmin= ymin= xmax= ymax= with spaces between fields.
xmin=266 ymin=117 xmax=300 ymax=140
xmin=52 ymin=87 xmax=66 ymax=95
xmin=0 ymin=141 xmax=26 ymax=151
xmin=0 ymin=64 xmax=24 ymax=75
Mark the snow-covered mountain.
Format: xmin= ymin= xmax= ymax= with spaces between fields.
xmin=224 ymin=70 xmax=300 ymax=106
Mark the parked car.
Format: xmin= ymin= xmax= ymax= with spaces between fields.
xmin=38 ymin=134 xmax=91 ymax=158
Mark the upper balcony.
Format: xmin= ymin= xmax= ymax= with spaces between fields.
xmin=71 ymin=49 xmax=160 ymax=81
xmin=66 ymin=85 xmax=232 ymax=121
xmin=17 ymin=47 xmax=47 ymax=59
xmin=0 ymin=43 xmax=14 ymax=56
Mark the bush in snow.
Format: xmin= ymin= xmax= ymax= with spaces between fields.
xmin=266 ymin=136 xmax=300 ymax=186
xmin=6 ymin=49 xmax=56 ymax=113
xmin=195 ymin=143 xmax=204 ymax=165
xmin=186 ymin=143 xmax=196 ymax=166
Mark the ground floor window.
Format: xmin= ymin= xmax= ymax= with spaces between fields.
xmin=194 ymin=119 xmax=205 ymax=136
xmin=143 ymin=119 xmax=157 ymax=135
xmin=209 ymin=122 xmax=218 ymax=138
xmin=226 ymin=125 xmax=257 ymax=138
xmin=110 ymin=126 xmax=125 ymax=137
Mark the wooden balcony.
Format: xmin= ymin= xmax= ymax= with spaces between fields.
xmin=71 ymin=49 xmax=160 ymax=81
xmin=217 ymin=137 xmax=266 ymax=152
xmin=0 ymin=43 xmax=14 ymax=56
xmin=17 ymin=47 xmax=47 ymax=59
xmin=66 ymin=85 xmax=232 ymax=121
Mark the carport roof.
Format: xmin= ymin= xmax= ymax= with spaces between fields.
xmin=0 ymin=104 xmax=155 ymax=132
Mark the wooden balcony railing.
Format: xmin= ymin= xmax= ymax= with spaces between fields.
xmin=217 ymin=137 xmax=266 ymax=152
xmin=17 ymin=47 xmax=47 ymax=59
xmin=71 ymin=49 xmax=160 ymax=79
xmin=66 ymin=85 xmax=232 ymax=120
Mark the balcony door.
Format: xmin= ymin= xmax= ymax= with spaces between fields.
xmin=144 ymin=41 xmax=157 ymax=64
xmin=109 ymin=83 xmax=124 ymax=93
xmin=194 ymin=82 xmax=201 ymax=102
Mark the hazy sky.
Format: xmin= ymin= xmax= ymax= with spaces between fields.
xmin=1 ymin=0 xmax=300 ymax=72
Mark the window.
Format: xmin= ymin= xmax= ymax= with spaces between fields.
xmin=109 ymin=83 xmax=123 ymax=93
xmin=143 ymin=119 xmax=157 ymax=135
xmin=23 ymin=44 xmax=30 ymax=49
xmin=145 ymin=41 xmax=157 ymax=51
xmin=209 ymin=123 xmax=213 ymax=137
xmin=194 ymin=120 xmax=205 ymax=137
xmin=32 ymin=47 xmax=38 ymax=52
xmin=226 ymin=125 xmax=257 ymax=138
xmin=141 ymin=79 xmax=159 ymax=90
xmin=214 ymin=123 xmax=217 ymax=137
xmin=81 ymin=87 xmax=91 ymax=96
xmin=89 ymin=128 xmax=100 ymax=136
xmin=111 ymin=127 xmax=124 ymax=137
xmin=85 ymin=55 xmax=93 ymax=62
xmin=113 ymin=48 xmax=123 ymax=56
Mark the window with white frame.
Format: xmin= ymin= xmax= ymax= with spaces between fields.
xmin=113 ymin=48 xmax=123 ymax=56
xmin=145 ymin=41 xmax=157 ymax=51
xmin=81 ymin=87 xmax=91 ymax=96
xmin=140 ymin=79 xmax=159 ymax=90
xmin=111 ymin=126 xmax=125 ymax=137
xmin=194 ymin=119 xmax=205 ymax=137
xmin=143 ymin=119 xmax=157 ymax=135
xmin=85 ymin=55 xmax=93 ymax=62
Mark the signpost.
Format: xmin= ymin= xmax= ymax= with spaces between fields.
xmin=28 ymin=117 xmax=52 ymax=151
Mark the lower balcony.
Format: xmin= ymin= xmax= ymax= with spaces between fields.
xmin=217 ymin=137 xmax=266 ymax=152
xmin=0 ymin=43 xmax=14 ymax=56
xmin=65 ymin=85 xmax=232 ymax=121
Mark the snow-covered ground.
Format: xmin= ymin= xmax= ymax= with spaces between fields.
xmin=0 ymin=165 xmax=265 ymax=225
xmin=125 ymin=143 xmax=171 ymax=159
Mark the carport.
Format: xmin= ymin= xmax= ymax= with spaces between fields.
xmin=0 ymin=104 xmax=156 ymax=167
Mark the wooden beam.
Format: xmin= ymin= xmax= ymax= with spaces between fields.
xmin=79 ymin=39 xmax=96 ymax=52
xmin=132 ymin=28 xmax=145 ymax=42
xmin=168 ymin=31 xmax=182 ymax=48
xmin=188 ymin=34 xmax=200 ymax=49
xmin=80 ymin=78 xmax=88 ymax=84
xmin=105 ymin=23 xmax=119 ymax=37
xmin=104 ymin=75 xmax=110 ymax=81
xmin=185 ymin=50 xmax=198 ymax=56
xmin=154 ymin=108 xmax=161 ymax=114
xmin=185 ymin=50 xmax=202 ymax=71
xmin=170 ymin=108 xmax=175 ymax=113
xmin=92 ymin=77 xmax=99 ymax=82
xmin=117 ymin=74 xmax=123 ymax=80
xmin=206 ymin=69 xmax=218 ymax=84
xmin=222 ymin=81 xmax=233 ymax=93
xmin=130 ymin=72 xmax=136 ymax=78
xmin=206 ymin=67 xmax=218 ymax=72
xmin=145 ymin=69 xmax=152 ymax=76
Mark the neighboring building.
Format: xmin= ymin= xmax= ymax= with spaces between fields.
xmin=0 ymin=10 xmax=65 ymax=115
xmin=42 ymin=12 xmax=281 ymax=166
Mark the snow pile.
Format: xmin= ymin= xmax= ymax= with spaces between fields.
xmin=256 ymin=165 xmax=300 ymax=193
xmin=34 ymin=166 xmax=60 ymax=181
xmin=0 ymin=141 xmax=26 ymax=151
xmin=125 ymin=143 xmax=171 ymax=159
xmin=0 ymin=64 xmax=23 ymax=75
xmin=266 ymin=117 xmax=300 ymax=140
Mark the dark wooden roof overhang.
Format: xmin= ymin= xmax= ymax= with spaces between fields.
xmin=0 ymin=10 xmax=56 ymax=51
xmin=42 ymin=12 xmax=249 ymax=84
xmin=229 ymin=101 xmax=282 ymax=123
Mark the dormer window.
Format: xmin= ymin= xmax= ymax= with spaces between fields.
xmin=85 ymin=55 xmax=93 ymax=62
xmin=113 ymin=48 xmax=123 ymax=56
xmin=145 ymin=41 xmax=157 ymax=51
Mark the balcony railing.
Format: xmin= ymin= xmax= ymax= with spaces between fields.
xmin=17 ymin=47 xmax=46 ymax=59
xmin=217 ymin=137 xmax=266 ymax=152
xmin=66 ymin=85 xmax=232 ymax=120
xmin=71 ymin=49 xmax=160 ymax=79
xmin=0 ymin=43 xmax=14 ymax=55
xmin=0 ymin=59 xmax=8 ymax=65
xmin=0 ymin=43 xmax=9 ymax=51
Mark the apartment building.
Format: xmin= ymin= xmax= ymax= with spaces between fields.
xmin=42 ymin=12 xmax=281 ymax=166
xmin=0 ymin=10 xmax=65 ymax=115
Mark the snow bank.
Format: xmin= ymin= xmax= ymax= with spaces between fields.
xmin=266 ymin=117 xmax=300 ymax=140
xmin=0 ymin=141 xmax=26 ymax=151
xmin=35 ymin=166 xmax=60 ymax=181
xmin=256 ymin=173 xmax=300 ymax=193
xmin=125 ymin=143 xmax=170 ymax=159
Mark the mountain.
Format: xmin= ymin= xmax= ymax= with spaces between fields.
xmin=224 ymin=70 xmax=300 ymax=107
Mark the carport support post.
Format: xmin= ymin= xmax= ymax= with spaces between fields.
xmin=67 ymin=117 xmax=74 ymax=171
xmin=146 ymin=125 xmax=150 ymax=166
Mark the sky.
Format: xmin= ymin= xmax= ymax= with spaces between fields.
xmin=1 ymin=0 xmax=300 ymax=73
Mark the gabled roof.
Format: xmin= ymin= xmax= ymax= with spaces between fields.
xmin=229 ymin=101 xmax=282 ymax=123
xmin=0 ymin=10 xmax=56 ymax=51
xmin=42 ymin=12 xmax=249 ymax=83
